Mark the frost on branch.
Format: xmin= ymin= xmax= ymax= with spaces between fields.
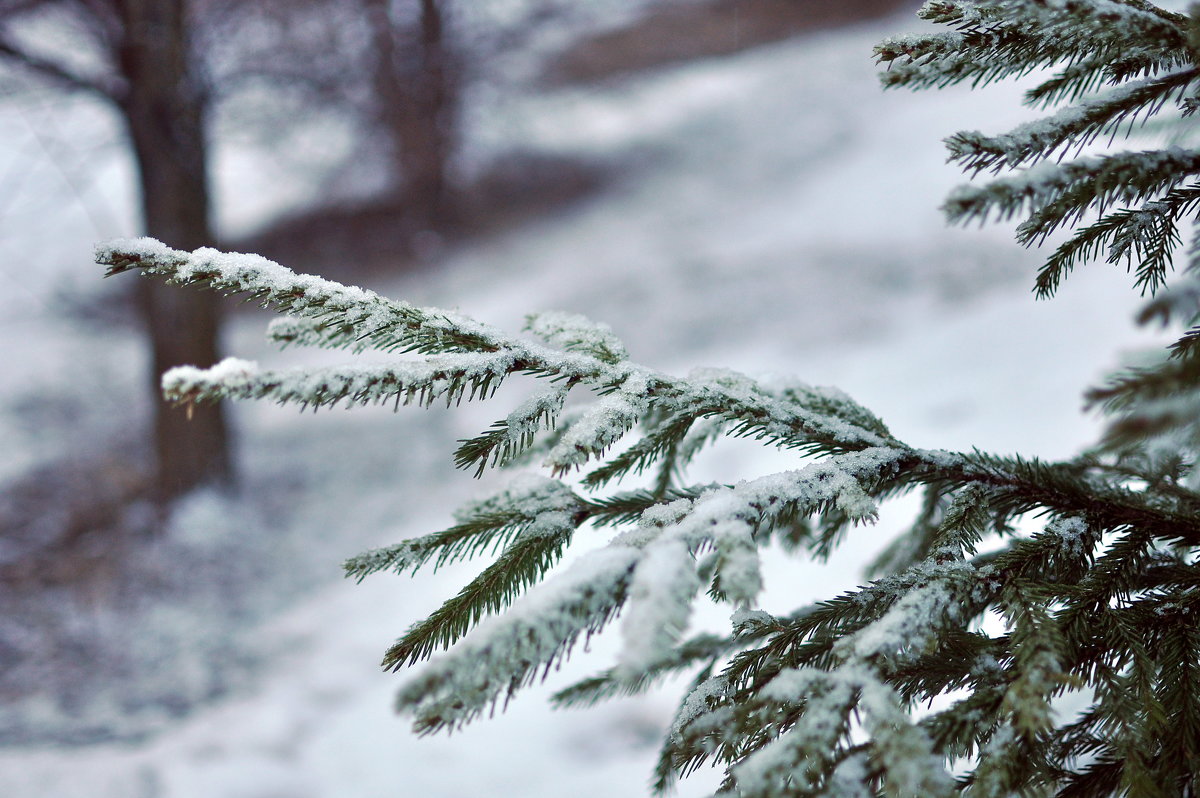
xmin=101 ymin=227 xmax=1200 ymax=792
xmin=878 ymin=1 xmax=1197 ymax=300
xmin=343 ymin=475 xmax=583 ymax=581
xmin=99 ymin=4 xmax=1200 ymax=788
xmin=525 ymin=310 xmax=629 ymax=364
xmin=394 ymin=544 xmax=640 ymax=733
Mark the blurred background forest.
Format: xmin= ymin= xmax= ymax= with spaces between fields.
xmin=0 ymin=1 xmax=1159 ymax=796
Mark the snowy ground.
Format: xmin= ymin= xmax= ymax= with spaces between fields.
xmin=0 ymin=9 xmax=1170 ymax=798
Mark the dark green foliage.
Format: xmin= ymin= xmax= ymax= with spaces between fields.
xmin=454 ymin=385 xmax=570 ymax=476
xmin=382 ymin=521 xmax=578 ymax=669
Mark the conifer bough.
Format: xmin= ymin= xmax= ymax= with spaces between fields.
xmin=101 ymin=1 xmax=1200 ymax=794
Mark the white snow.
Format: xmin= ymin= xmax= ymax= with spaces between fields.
xmin=396 ymin=544 xmax=639 ymax=730
xmin=162 ymin=357 xmax=260 ymax=394
xmin=617 ymin=536 xmax=701 ymax=679
xmin=525 ymin=310 xmax=630 ymax=363
xmin=544 ymin=381 xmax=646 ymax=471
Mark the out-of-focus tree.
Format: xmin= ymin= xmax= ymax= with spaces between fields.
xmin=0 ymin=0 xmax=569 ymax=505
xmin=363 ymin=0 xmax=459 ymax=228
xmin=232 ymin=0 xmax=916 ymax=237
xmin=230 ymin=0 xmax=556 ymax=231
xmin=0 ymin=0 xmax=232 ymax=504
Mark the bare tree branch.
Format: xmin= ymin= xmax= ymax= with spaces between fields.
xmin=0 ymin=31 xmax=122 ymax=100
xmin=64 ymin=0 xmax=124 ymax=52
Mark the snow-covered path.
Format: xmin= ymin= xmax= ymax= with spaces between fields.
xmin=0 ymin=12 xmax=1167 ymax=798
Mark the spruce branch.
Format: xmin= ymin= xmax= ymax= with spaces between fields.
xmin=382 ymin=513 xmax=580 ymax=669
xmin=100 ymin=7 xmax=1200 ymax=781
xmin=100 ymin=241 xmax=903 ymax=472
xmin=1024 ymin=52 xmax=1178 ymax=108
xmin=947 ymin=68 xmax=1200 ymax=175
xmin=1087 ymin=353 xmax=1200 ymax=411
xmin=343 ymin=477 xmax=584 ymax=580
xmin=876 ymin=0 xmax=1189 ymax=95
xmin=454 ymin=384 xmax=571 ymax=476
xmin=581 ymin=411 xmax=696 ymax=488
xmin=1033 ymin=186 xmax=1200 ymax=297
xmin=394 ymin=545 xmax=638 ymax=734
xmin=583 ymin=486 xmax=713 ymax=527
xmin=883 ymin=2 xmax=1200 ymax=304
xmin=162 ymin=354 xmax=516 ymax=412
xmin=945 ymin=148 xmax=1200 ymax=235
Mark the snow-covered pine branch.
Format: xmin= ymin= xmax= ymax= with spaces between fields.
xmin=104 ymin=226 xmax=1200 ymax=792
xmin=946 ymin=68 xmax=1200 ymax=174
xmin=99 ymin=240 xmax=902 ymax=465
xmin=98 ymin=238 xmax=506 ymax=356
xmin=875 ymin=0 xmax=1189 ymax=94
xmin=880 ymin=1 xmax=1200 ymax=304
xmin=97 ymin=1 xmax=1200 ymax=791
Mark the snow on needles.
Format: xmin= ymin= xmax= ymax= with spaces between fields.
xmin=163 ymin=357 xmax=259 ymax=396
xmin=99 ymin=233 xmax=972 ymax=790
xmin=616 ymin=535 xmax=701 ymax=679
xmin=163 ymin=352 xmax=519 ymax=410
xmin=395 ymin=545 xmax=640 ymax=730
xmin=97 ymin=238 xmax=377 ymax=306
xmin=525 ymin=310 xmax=629 ymax=364
xmin=345 ymin=475 xmax=581 ymax=580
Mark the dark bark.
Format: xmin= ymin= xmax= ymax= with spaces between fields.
xmin=366 ymin=0 xmax=459 ymax=227
xmin=116 ymin=0 xmax=232 ymax=502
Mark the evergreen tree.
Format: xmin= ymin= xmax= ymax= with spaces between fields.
xmin=99 ymin=1 xmax=1200 ymax=793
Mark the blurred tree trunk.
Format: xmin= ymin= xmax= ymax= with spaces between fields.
xmin=365 ymin=0 xmax=460 ymax=228
xmin=117 ymin=0 xmax=232 ymax=503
